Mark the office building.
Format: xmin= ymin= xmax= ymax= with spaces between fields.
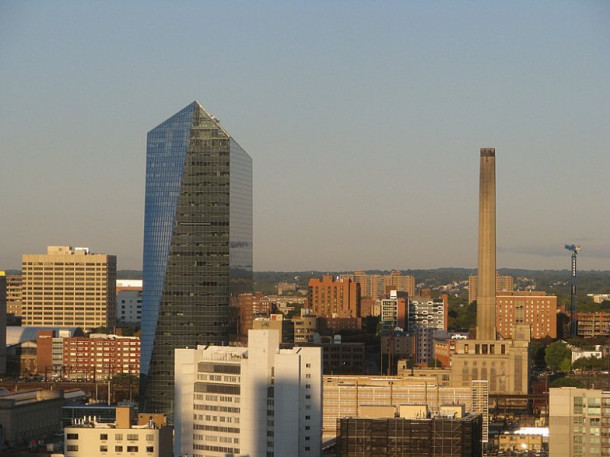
xmin=21 ymin=246 xmax=116 ymax=330
xmin=307 ymin=275 xmax=360 ymax=318
xmin=549 ymin=387 xmax=609 ymax=457
xmin=450 ymin=149 xmax=529 ymax=396
xmin=468 ymin=273 xmax=514 ymax=304
xmin=336 ymin=414 xmax=482 ymax=457
xmin=322 ymin=375 xmax=489 ymax=446
xmin=174 ymin=329 xmax=322 ymax=457
xmin=496 ymin=291 xmax=557 ymax=339
xmin=5 ymin=274 xmax=22 ymax=316
xmin=380 ymin=290 xmax=408 ymax=332
xmin=116 ymin=280 xmax=143 ymax=325
xmin=140 ymin=101 xmax=253 ymax=418
xmin=64 ymin=406 xmax=172 ymax=457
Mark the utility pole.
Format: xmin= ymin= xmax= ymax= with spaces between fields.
xmin=565 ymin=244 xmax=581 ymax=338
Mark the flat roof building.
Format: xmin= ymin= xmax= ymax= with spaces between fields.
xmin=175 ymin=329 xmax=322 ymax=457
xmin=63 ymin=406 xmax=172 ymax=457
xmin=21 ymin=246 xmax=116 ymax=330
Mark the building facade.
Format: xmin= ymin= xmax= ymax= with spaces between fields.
xmin=336 ymin=415 xmax=482 ymax=457
xmin=64 ymin=406 xmax=172 ymax=457
xmin=380 ymin=290 xmax=408 ymax=332
xmin=21 ymin=246 xmax=116 ymax=330
xmin=307 ymin=275 xmax=360 ymax=318
xmin=174 ymin=329 xmax=322 ymax=457
xmin=468 ymin=273 xmax=514 ymax=304
xmin=116 ymin=280 xmax=143 ymax=325
xmin=496 ymin=291 xmax=557 ymax=339
xmin=140 ymin=101 xmax=253 ymax=418
xmin=5 ymin=274 xmax=22 ymax=316
xmin=549 ymin=387 xmax=610 ymax=457
xmin=450 ymin=149 xmax=529 ymax=396
xmin=341 ymin=270 xmax=415 ymax=300
xmin=577 ymin=312 xmax=610 ymax=338
xmin=37 ymin=332 xmax=140 ymax=380
xmin=322 ymin=375 xmax=489 ymax=446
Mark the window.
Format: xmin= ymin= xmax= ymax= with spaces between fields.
xmin=100 ymin=434 xmax=108 ymax=440
xmin=100 ymin=445 xmax=108 ymax=452
xmin=127 ymin=446 xmax=138 ymax=452
xmin=67 ymin=433 xmax=79 ymax=440
xmin=67 ymin=445 xmax=78 ymax=451
xmin=127 ymin=434 xmax=139 ymax=441
xmin=115 ymin=445 xmax=123 ymax=452
xmin=115 ymin=434 xmax=123 ymax=441
xmin=146 ymin=446 xmax=154 ymax=453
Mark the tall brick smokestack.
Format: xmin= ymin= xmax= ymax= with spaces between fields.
xmin=476 ymin=148 xmax=497 ymax=340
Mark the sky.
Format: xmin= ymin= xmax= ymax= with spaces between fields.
xmin=1 ymin=1 xmax=608 ymax=272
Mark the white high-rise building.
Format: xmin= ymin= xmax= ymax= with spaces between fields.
xmin=175 ymin=329 xmax=322 ymax=457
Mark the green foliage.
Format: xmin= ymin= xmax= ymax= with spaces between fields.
xmin=448 ymin=298 xmax=476 ymax=332
xmin=545 ymin=341 xmax=572 ymax=371
xmin=550 ymin=376 xmax=585 ymax=388
xmin=529 ymin=341 xmax=548 ymax=369
xmin=572 ymin=356 xmax=609 ymax=371
xmin=565 ymin=338 xmax=595 ymax=350
xmin=111 ymin=373 xmax=139 ymax=387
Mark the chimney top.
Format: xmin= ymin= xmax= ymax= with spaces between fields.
xmin=480 ymin=148 xmax=495 ymax=157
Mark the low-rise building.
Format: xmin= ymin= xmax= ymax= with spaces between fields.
xmin=63 ymin=406 xmax=172 ymax=457
xmin=0 ymin=389 xmax=71 ymax=447
xmin=322 ymin=375 xmax=489 ymax=446
xmin=336 ymin=414 xmax=483 ymax=457
xmin=37 ymin=333 xmax=140 ymax=380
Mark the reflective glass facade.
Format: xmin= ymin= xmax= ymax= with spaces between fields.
xmin=140 ymin=102 xmax=252 ymax=418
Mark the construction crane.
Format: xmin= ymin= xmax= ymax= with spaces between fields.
xmin=565 ymin=244 xmax=581 ymax=337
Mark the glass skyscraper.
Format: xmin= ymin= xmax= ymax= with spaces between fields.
xmin=140 ymin=101 xmax=252 ymax=418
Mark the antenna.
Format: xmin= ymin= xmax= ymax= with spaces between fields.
xmin=564 ymin=244 xmax=581 ymax=337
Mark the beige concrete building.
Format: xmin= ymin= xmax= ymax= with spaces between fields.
xmin=21 ymin=246 xmax=116 ymax=330
xmin=322 ymin=375 xmax=489 ymax=445
xmin=64 ymin=406 xmax=172 ymax=457
xmin=549 ymin=387 xmax=609 ymax=457
xmin=450 ymin=149 xmax=529 ymax=396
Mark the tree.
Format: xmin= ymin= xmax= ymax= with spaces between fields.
xmin=545 ymin=341 xmax=571 ymax=371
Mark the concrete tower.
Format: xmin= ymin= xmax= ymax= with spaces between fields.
xmin=450 ymin=148 xmax=529 ymax=396
xmin=476 ymin=148 xmax=497 ymax=340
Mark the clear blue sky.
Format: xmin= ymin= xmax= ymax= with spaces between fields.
xmin=1 ymin=1 xmax=608 ymax=272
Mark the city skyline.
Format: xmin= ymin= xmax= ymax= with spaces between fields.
xmin=1 ymin=2 xmax=609 ymax=272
